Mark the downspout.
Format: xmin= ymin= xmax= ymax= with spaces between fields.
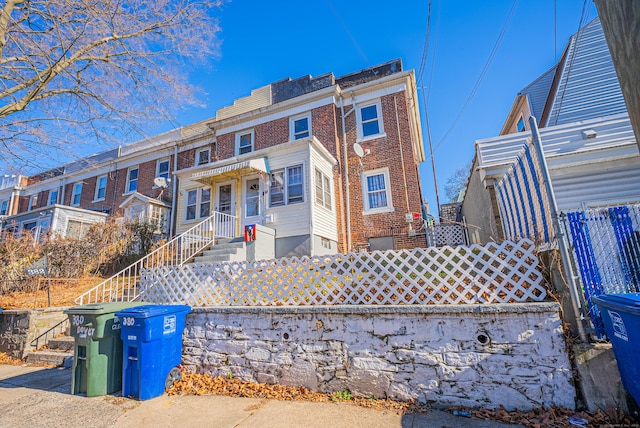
xmin=529 ymin=116 xmax=588 ymax=342
xmin=339 ymin=93 xmax=355 ymax=252
xmin=169 ymin=144 xmax=178 ymax=237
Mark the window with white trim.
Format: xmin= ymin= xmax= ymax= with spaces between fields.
xmin=270 ymin=165 xmax=304 ymax=207
xmin=517 ymin=116 xmax=525 ymax=132
xmin=357 ymin=101 xmax=384 ymax=140
xmin=236 ymin=130 xmax=254 ymax=156
xmin=95 ymin=175 xmax=107 ymax=201
xmin=290 ymin=114 xmax=310 ymax=140
xmin=156 ymin=159 xmax=170 ymax=179
xmin=362 ymin=168 xmax=393 ymax=214
xmin=314 ymin=169 xmax=332 ymax=210
xmin=196 ymin=148 xmax=210 ymax=166
xmin=48 ymin=189 xmax=58 ymax=206
xmin=28 ymin=195 xmax=37 ymax=211
xmin=185 ymin=187 xmax=211 ymax=221
xmin=71 ymin=183 xmax=83 ymax=206
xmin=126 ymin=167 xmax=139 ymax=193
xmin=0 ymin=200 xmax=7 ymax=216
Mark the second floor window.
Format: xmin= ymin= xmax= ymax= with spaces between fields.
xmin=48 ymin=189 xmax=58 ymax=206
xmin=95 ymin=176 xmax=107 ymax=201
xmin=0 ymin=200 xmax=7 ymax=215
xmin=28 ymin=195 xmax=37 ymax=211
xmin=237 ymin=130 xmax=254 ymax=156
xmin=156 ymin=159 xmax=170 ymax=179
xmin=357 ymin=101 xmax=384 ymax=140
xmin=72 ymin=183 xmax=82 ymax=206
xmin=126 ymin=167 xmax=139 ymax=193
xmin=291 ymin=115 xmax=310 ymax=140
xmin=314 ymin=169 xmax=332 ymax=210
xmin=197 ymin=148 xmax=210 ymax=166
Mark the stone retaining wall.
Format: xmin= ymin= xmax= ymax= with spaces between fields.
xmin=182 ymin=303 xmax=576 ymax=410
xmin=0 ymin=308 xmax=69 ymax=358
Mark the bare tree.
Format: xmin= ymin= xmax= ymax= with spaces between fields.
xmin=0 ymin=0 xmax=222 ymax=171
xmin=444 ymin=162 xmax=471 ymax=202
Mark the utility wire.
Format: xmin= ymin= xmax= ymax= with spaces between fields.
xmin=430 ymin=0 xmax=519 ymax=156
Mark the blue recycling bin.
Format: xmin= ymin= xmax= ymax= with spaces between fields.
xmin=115 ymin=304 xmax=191 ymax=400
xmin=593 ymin=293 xmax=640 ymax=406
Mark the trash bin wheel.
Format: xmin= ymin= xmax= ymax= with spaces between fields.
xmin=165 ymin=367 xmax=182 ymax=391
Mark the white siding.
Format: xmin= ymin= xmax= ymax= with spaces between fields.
xmin=264 ymin=143 xmax=310 ymax=238
xmin=310 ymin=145 xmax=339 ymax=242
xmin=546 ymin=18 xmax=626 ymax=126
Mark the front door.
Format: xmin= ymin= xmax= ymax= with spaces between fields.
xmin=242 ymin=175 xmax=262 ymax=227
xmin=215 ymin=181 xmax=235 ymax=237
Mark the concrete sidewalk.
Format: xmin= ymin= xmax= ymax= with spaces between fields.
xmin=0 ymin=365 xmax=525 ymax=428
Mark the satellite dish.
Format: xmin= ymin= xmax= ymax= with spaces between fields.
xmin=153 ymin=177 xmax=170 ymax=188
xmin=353 ymin=143 xmax=365 ymax=158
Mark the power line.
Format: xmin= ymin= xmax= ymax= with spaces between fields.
xmin=431 ymin=0 xmax=519 ymax=155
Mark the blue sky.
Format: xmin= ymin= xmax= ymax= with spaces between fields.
xmin=170 ymin=0 xmax=597 ymax=214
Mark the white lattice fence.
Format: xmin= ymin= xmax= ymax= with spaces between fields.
xmin=426 ymin=223 xmax=467 ymax=247
xmin=140 ymin=239 xmax=547 ymax=306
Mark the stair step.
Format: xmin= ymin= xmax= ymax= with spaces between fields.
xmin=26 ymin=350 xmax=73 ymax=367
xmin=47 ymin=336 xmax=75 ymax=351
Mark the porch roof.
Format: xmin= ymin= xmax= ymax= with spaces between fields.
xmin=191 ymin=157 xmax=269 ymax=182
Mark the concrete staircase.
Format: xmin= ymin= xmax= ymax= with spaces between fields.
xmin=193 ymin=237 xmax=247 ymax=263
xmin=26 ymin=336 xmax=74 ymax=367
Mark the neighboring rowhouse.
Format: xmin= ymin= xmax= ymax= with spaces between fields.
xmin=0 ymin=60 xmax=427 ymax=257
xmin=462 ymin=17 xmax=640 ymax=244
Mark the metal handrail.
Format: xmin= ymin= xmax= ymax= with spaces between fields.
xmin=74 ymin=211 xmax=237 ymax=305
xmin=30 ymin=318 xmax=69 ymax=350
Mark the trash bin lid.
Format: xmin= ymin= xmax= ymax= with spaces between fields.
xmin=115 ymin=304 xmax=191 ymax=319
xmin=593 ymin=293 xmax=640 ymax=314
xmin=65 ymin=301 xmax=145 ymax=315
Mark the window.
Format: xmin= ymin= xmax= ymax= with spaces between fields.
xmin=314 ymin=169 xmax=332 ymax=209
xmin=517 ymin=116 xmax=526 ymax=132
xmin=357 ymin=101 xmax=384 ymax=140
xmin=196 ymin=148 xmax=210 ymax=166
xmin=0 ymin=200 xmax=7 ymax=216
xmin=28 ymin=195 xmax=37 ymax=211
xmin=66 ymin=220 xmax=91 ymax=239
xmin=156 ymin=159 xmax=170 ymax=179
xmin=48 ymin=189 xmax=58 ymax=206
xmin=71 ymin=183 xmax=82 ymax=206
xmin=126 ymin=167 xmax=139 ymax=193
xmin=270 ymin=165 xmax=303 ymax=207
xmin=236 ymin=130 xmax=254 ymax=156
xmin=95 ymin=175 xmax=107 ymax=201
xmin=185 ymin=188 xmax=211 ymax=221
xmin=362 ymin=168 xmax=393 ymax=214
xmin=291 ymin=115 xmax=310 ymax=140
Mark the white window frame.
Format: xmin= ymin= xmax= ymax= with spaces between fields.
xmin=236 ymin=130 xmax=254 ymax=156
xmin=0 ymin=199 xmax=7 ymax=216
xmin=314 ymin=168 xmax=332 ymax=210
xmin=356 ymin=100 xmax=385 ymax=142
xmin=71 ymin=183 xmax=83 ymax=206
xmin=196 ymin=148 xmax=210 ymax=166
xmin=48 ymin=188 xmax=58 ymax=206
xmin=156 ymin=158 xmax=170 ymax=180
xmin=290 ymin=114 xmax=311 ymax=141
xmin=28 ymin=195 xmax=37 ymax=211
xmin=269 ymin=164 xmax=304 ymax=208
xmin=517 ymin=115 xmax=526 ymax=132
xmin=362 ymin=167 xmax=394 ymax=215
xmin=185 ymin=187 xmax=211 ymax=222
xmin=125 ymin=166 xmax=139 ymax=194
xmin=94 ymin=175 xmax=107 ymax=202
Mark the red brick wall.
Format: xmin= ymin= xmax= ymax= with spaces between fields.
xmin=342 ymin=91 xmax=424 ymax=251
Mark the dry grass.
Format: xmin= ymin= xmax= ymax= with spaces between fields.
xmin=0 ymin=277 xmax=103 ymax=309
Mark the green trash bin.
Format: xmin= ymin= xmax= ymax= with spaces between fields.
xmin=65 ymin=302 xmax=144 ymax=396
